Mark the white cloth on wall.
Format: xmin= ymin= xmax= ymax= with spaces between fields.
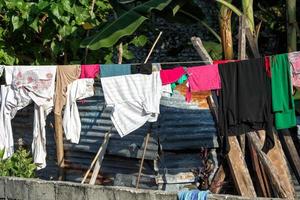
xmin=3 ymin=65 xmax=57 ymax=169
xmin=101 ymin=72 xmax=162 ymax=137
xmin=63 ymin=78 xmax=94 ymax=144
xmin=161 ymin=84 xmax=172 ymax=97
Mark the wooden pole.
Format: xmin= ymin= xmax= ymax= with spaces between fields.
xmin=81 ymin=129 xmax=112 ymax=184
xmin=136 ymin=31 xmax=162 ymax=189
xmin=54 ymin=113 xmax=65 ymax=180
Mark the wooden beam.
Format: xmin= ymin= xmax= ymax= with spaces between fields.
xmin=278 ymin=129 xmax=300 ymax=184
xmin=226 ymin=136 xmax=256 ymax=197
xmin=252 ymin=131 xmax=295 ymax=198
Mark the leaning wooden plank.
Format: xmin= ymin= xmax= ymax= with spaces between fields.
xmin=278 ymin=129 xmax=300 ymax=184
xmin=249 ymin=131 xmax=295 ymax=198
xmin=248 ymin=135 xmax=271 ymax=197
xmin=89 ymin=131 xmax=111 ymax=185
xmin=227 ymin=136 xmax=257 ymax=197
xmin=209 ymin=164 xmax=226 ymax=193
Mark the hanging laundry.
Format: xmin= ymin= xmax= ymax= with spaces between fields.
xmin=288 ymin=51 xmax=300 ymax=87
xmin=0 ymin=85 xmax=32 ymax=159
xmin=32 ymin=103 xmax=53 ymax=169
xmin=186 ymin=64 xmax=221 ymax=102
xmin=265 ymin=56 xmax=271 ymax=77
xmin=271 ymin=54 xmax=296 ymax=129
xmin=54 ymin=65 xmax=81 ymax=115
xmin=101 ymin=72 xmax=162 ymax=137
xmin=160 ymin=66 xmax=185 ymax=85
xmin=0 ymin=65 xmax=4 ymax=77
xmin=100 ymin=64 xmax=131 ymax=77
xmin=171 ymin=74 xmax=188 ymax=91
xmin=131 ymin=63 xmax=152 ymax=74
xmin=3 ymin=65 xmax=56 ymax=169
xmin=80 ymin=64 xmax=100 ymax=79
xmin=63 ymin=78 xmax=94 ymax=144
xmin=218 ymin=58 xmax=274 ymax=154
xmin=5 ymin=65 xmax=57 ymax=106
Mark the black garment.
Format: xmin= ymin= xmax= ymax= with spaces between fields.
xmin=218 ymin=58 xmax=274 ymax=154
xmin=131 ymin=63 xmax=152 ymax=74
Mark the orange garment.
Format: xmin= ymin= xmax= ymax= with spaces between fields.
xmin=54 ymin=65 xmax=81 ymax=115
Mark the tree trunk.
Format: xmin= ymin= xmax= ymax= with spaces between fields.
xmin=219 ymin=0 xmax=234 ymax=59
xmin=286 ymin=0 xmax=297 ymax=52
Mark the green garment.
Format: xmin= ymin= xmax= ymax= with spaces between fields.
xmin=170 ymin=74 xmax=188 ymax=93
xmin=271 ymin=54 xmax=296 ymax=129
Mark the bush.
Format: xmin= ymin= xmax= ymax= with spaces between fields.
xmin=0 ymin=148 xmax=37 ymax=178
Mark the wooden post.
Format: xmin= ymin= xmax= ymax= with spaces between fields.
xmin=136 ymin=128 xmax=151 ymax=189
xmin=54 ymin=114 xmax=65 ymax=180
xmin=136 ymin=31 xmax=162 ymax=189
xmin=191 ymin=37 xmax=213 ymax=64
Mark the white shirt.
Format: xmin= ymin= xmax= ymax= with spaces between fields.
xmin=101 ymin=72 xmax=162 ymax=137
xmin=63 ymin=78 xmax=94 ymax=144
xmin=3 ymin=65 xmax=57 ymax=169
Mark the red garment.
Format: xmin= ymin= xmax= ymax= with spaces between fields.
xmin=186 ymin=64 xmax=221 ymax=102
xmin=265 ymin=56 xmax=271 ymax=77
xmin=80 ymin=64 xmax=100 ymax=79
xmin=160 ymin=67 xmax=186 ymax=85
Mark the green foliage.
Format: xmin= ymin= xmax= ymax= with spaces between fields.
xmin=81 ymin=0 xmax=172 ymax=50
xmin=0 ymin=148 xmax=37 ymax=178
xmin=82 ymin=0 xmax=221 ymax=50
xmin=0 ymin=0 xmax=113 ymax=64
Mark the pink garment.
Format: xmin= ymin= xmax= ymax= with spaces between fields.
xmin=80 ymin=64 xmax=100 ymax=79
xmin=186 ymin=64 xmax=221 ymax=102
xmin=288 ymin=52 xmax=300 ymax=87
xmin=160 ymin=67 xmax=186 ymax=85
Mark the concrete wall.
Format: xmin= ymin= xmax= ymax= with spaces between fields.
xmin=0 ymin=177 xmax=284 ymax=200
xmin=0 ymin=177 xmax=176 ymax=200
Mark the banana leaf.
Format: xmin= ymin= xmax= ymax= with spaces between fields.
xmin=80 ymin=0 xmax=172 ymax=50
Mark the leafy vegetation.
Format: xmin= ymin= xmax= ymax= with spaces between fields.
xmin=0 ymin=0 xmax=113 ymax=64
xmin=0 ymin=148 xmax=37 ymax=178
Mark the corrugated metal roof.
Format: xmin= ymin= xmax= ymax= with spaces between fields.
xmin=10 ymin=78 xmax=219 ymax=189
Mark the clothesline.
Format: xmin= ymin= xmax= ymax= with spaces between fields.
xmin=1 ymin=51 xmax=300 ymax=171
